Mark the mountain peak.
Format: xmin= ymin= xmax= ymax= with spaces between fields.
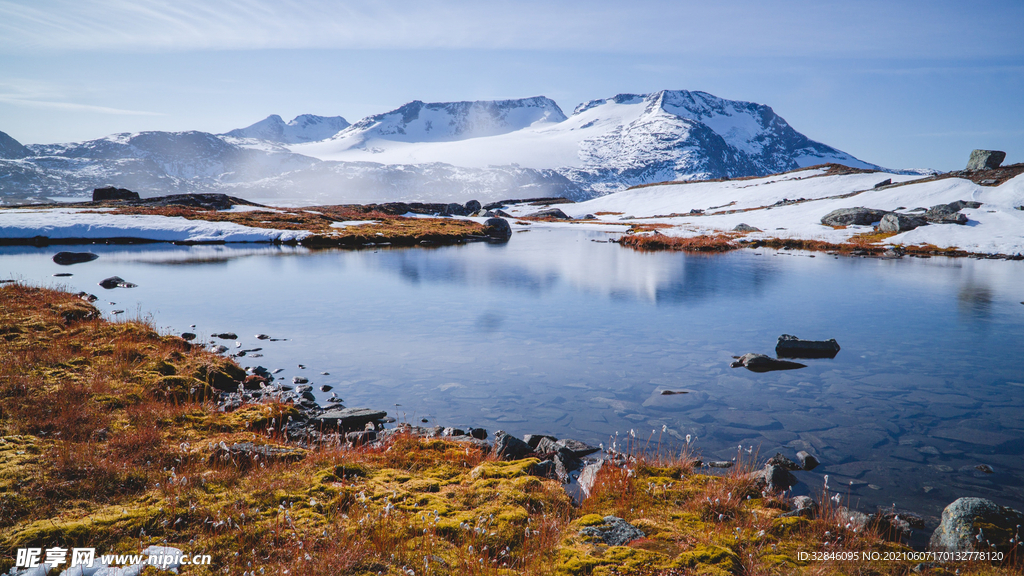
xmin=335 ymin=96 xmax=567 ymax=144
xmin=0 ymin=130 xmax=31 ymax=159
xmin=223 ymin=114 xmax=350 ymax=144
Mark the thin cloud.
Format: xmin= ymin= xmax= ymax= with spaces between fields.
xmin=0 ymin=0 xmax=1021 ymax=59
xmin=0 ymin=95 xmax=163 ymax=116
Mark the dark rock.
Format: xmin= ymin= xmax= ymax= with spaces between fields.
xmin=53 ymin=273 xmax=73 ymax=277
xmin=929 ymin=497 xmax=1024 ymax=553
xmin=557 ymin=438 xmax=601 ymax=458
xmin=923 ymin=202 xmax=971 ymax=225
xmin=180 ymin=332 xmax=196 ymax=341
xmin=256 ymin=334 xmax=271 ymax=340
xmin=464 ymin=199 xmax=482 ymax=213
xmin=975 ymin=464 xmax=995 ymax=474
xmin=775 ymin=334 xmax=840 ymax=359
xmin=314 ymin=407 xmax=388 ymax=431
xmin=292 ymin=376 xmax=308 ymax=384
xmin=320 ymin=384 xmax=333 ymax=392
xmin=468 ymin=427 xmax=488 ymax=440
xmin=820 ymin=207 xmax=890 ymax=227
xmin=214 ymin=332 xmax=238 ymax=340
xmin=346 ymin=430 xmax=377 ymax=446
xmin=579 ymin=516 xmax=645 ymax=546
xmin=493 ymin=209 xmax=513 ymax=218
xmin=92 ymin=186 xmax=140 ymax=202
xmin=766 ymin=453 xmax=801 ymax=471
xmin=75 ymin=292 xmax=98 ymax=302
xmin=524 ymin=208 xmax=571 ymax=220
xmin=796 ymin=451 xmax=820 ymax=471
xmin=531 ymin=460 xmax=556 ymax=479
xmin=751 ymin=464 xmax=798 ymax=492
xmin=733 ymin=223 xmax=761 ymax=232
xmin=242 ymin=374 xmax=267 ymax=389
xmin=553 ymin=451 xmax=582 ymax=483
xmin=523 ymin=434 xmax=558 ymax=449
xmin=730 ymin=353 xmax=806 ymax=372
xmin=98 ymin=276 xmax=137 ymax=289
xmin=442 ymin=427 xmax=466 ymax=437
xmin=966 ymin=150 xmax=1006 ymax=171
xmin=660 ymin=390 xmax=689 ymax=395
xmin=442 ymin=202 xmax=469 ymax=216
xmin=582 ymin=214 xmax=597 ymax=220
xmin=493 ymin=430 xmax=532 ymax=460
xmin=878 ymin=213 xmax=927 ymax=233
xmin=533 ymin=437 xmax=563 ymax=455
xmin=707 ymin=461 xmax=734 ymax=468
xmin=52 ymin=251 xmax=98 ymax=265
xmin=874 ymin=509 xmax=925 ymax=541
xmin=133 ymin=193 xmax=250 ymax=210
xmin=873 ymin=179 xmax=892 ymax=188
xmin=208 ymin=441 xmax=304 ymax=469
xmin=482 ymin=217 xmax=512 ymax=242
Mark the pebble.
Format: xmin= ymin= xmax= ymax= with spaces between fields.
xmin=256 ymin=334 xmax=270 ymax=340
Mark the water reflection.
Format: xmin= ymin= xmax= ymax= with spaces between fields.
xmin=1 ymin=229 xmax=1023 ymax=521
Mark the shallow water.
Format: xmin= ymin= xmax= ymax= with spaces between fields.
xmin=2 ymin=228 xmax=1023 ymax=523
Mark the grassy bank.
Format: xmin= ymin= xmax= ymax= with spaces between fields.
xmin=0 ymin=285 xmax=1018 ymax=575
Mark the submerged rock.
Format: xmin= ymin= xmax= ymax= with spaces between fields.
xmin=775 ymin=334 xmax=840 ymax=359
xmin=730 ymin=353 xmax=806 ymax=372
xmin=52 ymin=251 xmax=98 ymax=265
xmin=796 ymin=450 xmax=820 ymax=471
xmin=98 ymin=276 xmax=137 ymax=289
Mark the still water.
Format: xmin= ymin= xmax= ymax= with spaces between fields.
xmin=2 ymin=228 xmax=1023 ymax=522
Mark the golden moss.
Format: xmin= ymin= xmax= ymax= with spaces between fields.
xmin=469 ymin=457 xmax=539 ymax=480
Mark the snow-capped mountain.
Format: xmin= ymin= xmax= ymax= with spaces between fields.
xmin=0 ymin=91 xmax=886 ymax=205
xmin=222 ymin=114 xmax=350 ymax=144
xmin=292 ymin=90 xmax=875 ymax=194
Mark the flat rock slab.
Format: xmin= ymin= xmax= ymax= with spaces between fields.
xmin=52 ymin=251 xmax=98 ymax=265
xmin=730 ymin=353 xmax=805 ymax=372
xmin=776 ymin=334 xmax=840 ymax=359
xmin=314 ymin=408 xmax=388 ymax=430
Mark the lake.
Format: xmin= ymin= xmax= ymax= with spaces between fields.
xmin=2 ymin=227 xmax=1023 ymax=523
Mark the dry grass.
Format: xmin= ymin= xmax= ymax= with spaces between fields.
xmin=619 ymin=233 xmax=743 ymax=252
xmin=87 ymin=204 xmax=486 ymax=246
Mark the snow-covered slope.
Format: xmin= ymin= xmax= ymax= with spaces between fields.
xmin=527 ymin=167 xmax=1023 ymax=256
xmin=292 ymin=90 xmax=877 ymax=193
xmin=222 ymin=114 xmax=350 ymax=144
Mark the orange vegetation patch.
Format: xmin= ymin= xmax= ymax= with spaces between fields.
xmin=619 ymin=233 xmax=742 ymax=252
xmin=593 ymin=211 xmax=624 ymax=216
xmin=88 ymin=205 xmax=485 ymax=245
xmin=625 ymin=222 xmax=676 ymax=232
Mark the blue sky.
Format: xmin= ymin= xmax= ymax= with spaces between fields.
xmin=1 ymin=0 xmax=1022 ymax=170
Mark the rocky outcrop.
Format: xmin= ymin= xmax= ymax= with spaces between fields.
xmin=314 ymin=407 xmax=388 ymax=431
xmin=482 ymin=217 xmax=512 ymax=241
xmin=929 ymin=497 xmax=1024 ymax=553
xmin=750 ymin=462 xmax=798 ymax=492
xmin=821 ymin=207 xmax=890 ymax=226
xmin=730 ymin=353 xmax=805 ymax=372
xmin=966 ymin=150 xmax=1006 ymax=171
xmin=795 ymin=451 xmax=820 ymax=470
xmin=579 ymin=516 xmax=646 ymax=546
xmin=493 ymin=430 xmax=533 ymax=460
xmin=524 ymin=208 xmax=571 ymax=220
xmin=877 ymin=213 xmax=927 ymax=233
xmin=92 ymin=186 xmax=140 ymax=202
xmin=733 ymin=223 xmax=761 ymax=232
xmin=775 ymin=334 xmax=840 ymax=359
